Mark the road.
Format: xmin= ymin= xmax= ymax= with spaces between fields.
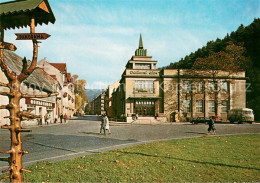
xmin=0 ymin=115 xmax=259 ymax=172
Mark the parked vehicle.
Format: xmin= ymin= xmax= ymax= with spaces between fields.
xmin=227 ymin=108 xmax=254 ymax=123
xmin=191 ymin=117 xmax=210 ymax=124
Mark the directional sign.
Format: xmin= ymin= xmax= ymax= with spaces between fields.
xmin=0 ymin=42 xmax=17 ymax=51
xmin=15 ymin=33 xmax=51 ymax=40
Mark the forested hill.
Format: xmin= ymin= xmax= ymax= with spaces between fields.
xmin=165 ymin=18 xmax=260 ymax=70
xmin=164 ymin=18 xmax=260 ymax=120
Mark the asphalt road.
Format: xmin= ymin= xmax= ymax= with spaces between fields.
xmin=0 ymin=115 xmax=259 ymax=172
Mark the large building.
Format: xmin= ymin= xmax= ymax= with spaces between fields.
xmin=110 ymin=35 xmax=246 ymax=122
xmin=38 ymin=58 xmax=76 ymax=118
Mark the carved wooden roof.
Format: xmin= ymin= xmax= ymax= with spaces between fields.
xmin=0 ymin=0 xmax=55 ymax=30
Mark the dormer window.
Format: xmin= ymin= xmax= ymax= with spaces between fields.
xmin=135 ymin=63 xmax=151 ymax=70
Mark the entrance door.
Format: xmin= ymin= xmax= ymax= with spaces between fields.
xmin=134 ymin=100 xmax=155 ymax=116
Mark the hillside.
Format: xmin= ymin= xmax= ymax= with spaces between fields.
xmin=86 ymin=89 xmax=103 ymax=101
xmin=165 ymin=18 xmax=260 ymax=120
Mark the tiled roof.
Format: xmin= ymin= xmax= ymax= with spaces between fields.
xmin=50 ymin=63 xmax=67 ymax=73
xmin=50 ymin=75 xmax=57 ymax=81
xmin=66 ymin=73 xmax=73 ymax=83
xmin=3 ymin=50 xmax=57 ymax=93
xmin=0 ymin=0 xmax=55 ymax=30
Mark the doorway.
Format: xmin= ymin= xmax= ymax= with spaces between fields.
xmin=134 ymin=100 xmax=155 ymax=116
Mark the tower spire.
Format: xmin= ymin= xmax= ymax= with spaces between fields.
xmin=139 ymin=34 xmax=143 ymax=49
xmin=135 ymin=33 xmax=147 ymax=56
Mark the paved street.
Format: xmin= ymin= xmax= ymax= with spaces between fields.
xmin=0 ymin=115 xmax=259 ymax=172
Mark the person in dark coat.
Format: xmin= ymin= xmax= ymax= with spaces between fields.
xmin=208 ymin=116 xmax=216 ymax=135
xmin=100 ymin=114 xmax=106 ymax=135
xmin=60 ymin=114 xmax=63 ymax=123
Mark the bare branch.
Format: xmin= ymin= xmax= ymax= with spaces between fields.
xmin=0 ymin=157 xmax=9 ymax=162
xmin=0 ymin=91 xmax=14 ymax=96
xmin=1 ymin=125 xmax=11 ymax=130
xmin=0 ymin=104 xmax=13 ymax=109
xmin=0 ymin=82 xmax=9 ymax=87
xmin=21 ymin=168 xmax=31 ymax=173
xmin=22 ymin=92 xmax=58 ymax=98
xmin=15 ymin=129 xmax=32 ymax=133
xmin=18 ymin=111 xmax=40 ymax=119
xmin=2 ymin=167 xmax=12 ymax=173
xmin=0 ymin=150 xmax=12 ymax=154
xmin=0 ymin=55 xmax=15 ymax=81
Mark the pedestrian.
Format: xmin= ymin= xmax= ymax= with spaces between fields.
xmin=208 ymin=116 xmax=216 ymax=135
xmin=104 ymin=114 xmax=111 ymax=134
xmin=100 ymin=114 xmax=106 ymax=134
xmin=60 ymin=114 xmax=63 ymax=123
xmin=64 ymin=113 xmax=68 ymax=123
xmin=44 ymin=114 xmax=49 ymax=125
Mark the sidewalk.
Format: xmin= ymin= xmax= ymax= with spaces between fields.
xmin=21 ymin=116 xmax=78 ymax=128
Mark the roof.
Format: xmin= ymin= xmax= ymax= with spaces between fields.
xmin=50 ymin=63 xmax=67 ymax=73
xmin=3 ymin=50 xmax=57 ymax=93
xmin=0 ymin=0 xmax=55 ymax=30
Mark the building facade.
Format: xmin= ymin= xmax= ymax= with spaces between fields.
xmin=0 ymin=50 xmax=58 ymax=126
xmin=38 ymin=58 xmax=76 ymax=118
xmin=93 ymin=91 xmax=106 ymax=115
xmin=0 ymin=51 xmax=76 ymax=126
xmin=110 ymin=35 xmax=246 ymax=122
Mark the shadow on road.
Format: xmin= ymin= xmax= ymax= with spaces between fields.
xmin=71 ymin=115 xmax=101 ymax=121
xmin=185 ymin=132 xmax=208 ymax=135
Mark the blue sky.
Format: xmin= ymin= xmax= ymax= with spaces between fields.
xmin=1 ymin=0 xmax=260 ymax=89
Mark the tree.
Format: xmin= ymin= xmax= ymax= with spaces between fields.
xmin=192 ymin=42 xmax=249 ymax=116
xmin=73 ymin=76 xmax=88 ymax=113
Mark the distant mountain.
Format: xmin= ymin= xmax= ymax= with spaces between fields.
xmin=86 ymin=89 xmax=103 ymax=101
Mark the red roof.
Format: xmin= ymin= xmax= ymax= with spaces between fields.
xmin=66 ymin=73 xmax=74 ymax=83
xmin=50 ymin=63 xmax=67 ymax=72
xmin=50 ymin=75 xmax=57 ymax=81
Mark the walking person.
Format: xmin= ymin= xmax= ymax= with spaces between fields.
xmin=60 ymin=114 xmax=63 ymax=123
xmin=208 ymin=116 xmax=216 ymax=135
xmin=104 ymin=114 xmax=111 ymax=134
xmin=100 ymin=114 xmax=106 ymax=135
xmin=64 ymin=113 xmax=68 ymax=123
xmin=44 ymin=114 xmax=49 ymax=125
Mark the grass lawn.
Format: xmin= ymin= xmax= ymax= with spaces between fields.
xmin=1 ymin=134 xmax=259 ymax=182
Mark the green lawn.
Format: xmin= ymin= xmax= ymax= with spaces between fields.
xmin=1 ymin=134 xmax=260 ymax=182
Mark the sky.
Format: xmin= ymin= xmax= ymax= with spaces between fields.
xmin=1 ymin=0 xmax=260 ymax=89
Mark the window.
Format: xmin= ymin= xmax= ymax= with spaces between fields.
xmin=221 ymin=100 xmax=228 ymax=113
xmin=135 ymin=80 xmax=154 ymax=92
xmin=183 ymin=80 xmax=191 ymax=93
xmin=220 ymin=81 xmax=228 ymax=93
xmin=196 ymin=81 xmax=204 ymax=93
xmin=183 ymin=100 xmax=191 ymax=113
xmin=196 ymin=100 xmax=203 ymax=113
xmin=208 ymin=100 xmax=215 ymax=113
xmin=135 ymin=63 xmax=151 ymax=70
xmin=208 ymin=81 xmax=217 ymax=93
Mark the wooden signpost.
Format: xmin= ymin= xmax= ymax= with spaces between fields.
xmin=15 ymin=33 xmax=51 ymax=40
xmin=0 ymin=0 xmax=56 ymax=181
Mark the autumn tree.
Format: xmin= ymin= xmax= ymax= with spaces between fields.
xmin=192 ymin=41 xmax=249 ymax=115
xmin=72 ymin=75 xmax=88 ymax=113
